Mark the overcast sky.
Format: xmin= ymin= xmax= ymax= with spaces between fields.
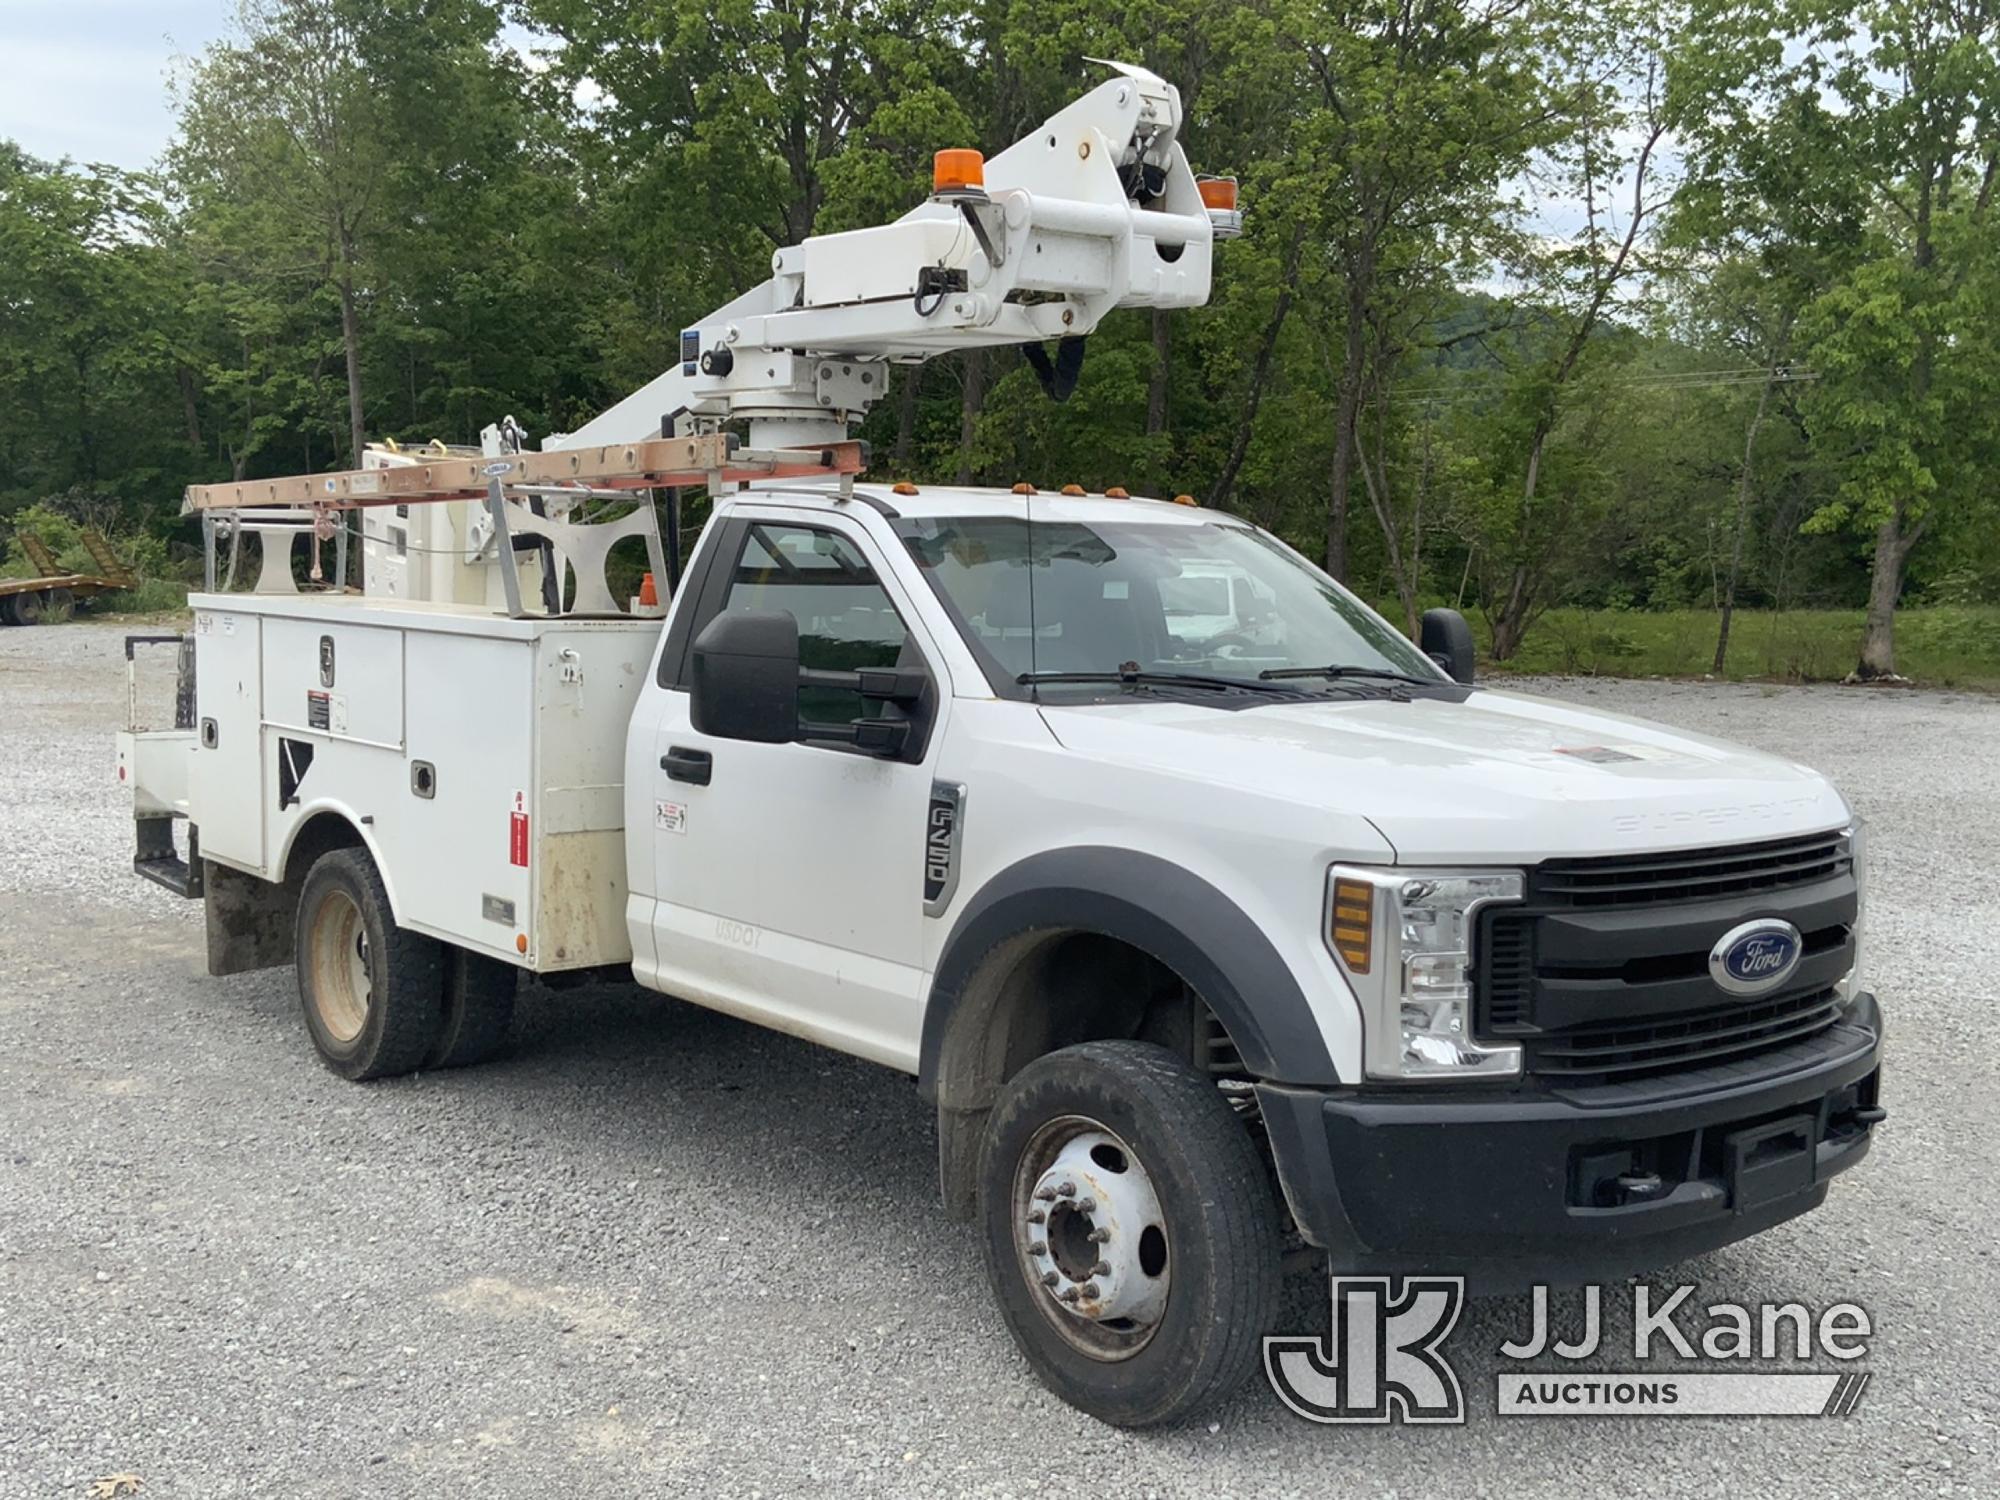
xmin=0 ymin=1 xmax=236 ymax=169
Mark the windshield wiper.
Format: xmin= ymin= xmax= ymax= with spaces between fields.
xmin=1018 ymin=669 xmax=1307 ymax=696
xmin=1257 ymin=663 xmax=1440 ymax=685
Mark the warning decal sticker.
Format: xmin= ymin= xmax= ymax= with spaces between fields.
xmin=509 ymin=789 xmax=529 ymax=867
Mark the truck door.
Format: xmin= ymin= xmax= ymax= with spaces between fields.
xmin=637 ymin=508 xmax=947 ymax=1072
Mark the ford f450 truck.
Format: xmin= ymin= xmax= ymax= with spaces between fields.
xmin=117 ymin=67 xmax=1882 ymax=1427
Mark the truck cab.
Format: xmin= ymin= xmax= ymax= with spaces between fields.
xmin=619 ymin=479 xmax=1882 ymax=1419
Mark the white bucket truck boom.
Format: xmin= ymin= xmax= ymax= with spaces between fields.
xmin=119 ymin=62 xmax=1881 ymax=1429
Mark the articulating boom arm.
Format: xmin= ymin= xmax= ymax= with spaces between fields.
xmin=550 ymin=62 xmax=1238 ymax=455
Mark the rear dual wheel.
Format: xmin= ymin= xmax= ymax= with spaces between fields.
xmin=295 ymin=848 xmax=516 ymax=1079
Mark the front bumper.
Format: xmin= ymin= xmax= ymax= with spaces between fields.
xmin=1258 ymin=992 xmax=1883 ymax=1291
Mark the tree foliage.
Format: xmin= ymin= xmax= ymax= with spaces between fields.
xmin=1 ymin=0 xmax=1995 ymax=673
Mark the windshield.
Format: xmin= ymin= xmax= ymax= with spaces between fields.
xmin=893 ymin=513 xmax=1442 ymax=693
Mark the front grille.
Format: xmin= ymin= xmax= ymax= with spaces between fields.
xmin=1522 ymin=987 xmax=1843 ymax=1080
xmin=1482 ymin=913 xmax=1535 ymax=1029
xmin=1531 ymin=830 xmax=1851 ymax=909
xmin=1477 ymin=827 xmax=1857 ymax=1084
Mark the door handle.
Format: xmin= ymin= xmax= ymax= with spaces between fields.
xmin=662 ymin=746 xmax=713 ymax=785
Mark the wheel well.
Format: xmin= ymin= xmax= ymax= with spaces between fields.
xmin=931 ymin=929 xmax=1252 ymax=1218
xmin=280 ymin=811 xmax=368 ymax=885
xmin=202 ymin=813 xmax=371 ymax=979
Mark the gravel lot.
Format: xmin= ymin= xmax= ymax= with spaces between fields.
xmin=2 ymin=620 xmax=1994 ymax=1499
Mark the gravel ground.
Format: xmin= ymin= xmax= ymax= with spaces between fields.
xmin=2 ymin=621 xmax=1994 ymax=1499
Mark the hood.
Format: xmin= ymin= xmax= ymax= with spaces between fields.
xmin=1037 ymin=687 xmax=1849 ymax=863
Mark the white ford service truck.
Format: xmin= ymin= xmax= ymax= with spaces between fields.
xmin=118 ymin=66 xmax=1883 ymax=1427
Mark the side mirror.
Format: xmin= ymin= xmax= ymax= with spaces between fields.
xmin=691 ymin=609 xmax=800 ymax=743
xmin=1420 ymin=608 xmax=1477 ymax=685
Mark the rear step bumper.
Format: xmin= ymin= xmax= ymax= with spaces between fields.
xmin=134 ymin=814 xmax=204 ymax=898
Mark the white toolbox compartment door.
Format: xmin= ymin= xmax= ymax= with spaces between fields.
xmin=190 ymin=608 xmax=265 ymax=870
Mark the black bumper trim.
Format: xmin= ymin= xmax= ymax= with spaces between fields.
xmin=1259 ymin=992 xmax=1882 ymax=1291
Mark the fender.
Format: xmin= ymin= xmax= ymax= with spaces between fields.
xmin=276 ymin=801 xmax=396 ymax=914
xmin=203 ymin=802 xmax=381 ymax=979
xmin=919 ymin=845 xmax=1342 ymax=1097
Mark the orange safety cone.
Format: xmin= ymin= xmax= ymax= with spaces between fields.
xmin=639 ymin=572 xmax=658 ymax=607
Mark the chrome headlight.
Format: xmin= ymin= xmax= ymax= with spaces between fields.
xmin=1327 ymin=865 xmax=1525 ymax=1081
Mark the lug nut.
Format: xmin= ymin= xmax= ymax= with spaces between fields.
xmin=1057 ymin=1181 xmax=1076 ymax=1197
xmin=1060 ymin=1287 xmax=1081 ymax=1303
xmin=1078 ymin=1198 xmax=1097 ymax=1213
xmin=1034 ymin=1187 xmax=1057 ymax=1202
xmin=1080 ymin=1282 xmax=1100 ymax=1299
xmin=1027 ymin=1209 xmax=1046 ymax=1225
xmin=1092 ymin=1261 xmax=1111 ymax=1277
xmin=1028 ymin=1241 xmax=1047 ymax=1255
xmin=1088 ymin=1228 xmax=1110 ymax=1244
xmin=1041 ymin=1271 xmax=1059 ymax=1288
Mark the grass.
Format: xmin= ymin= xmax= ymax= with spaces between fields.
xmin=1467 ymin=604 xmax=2000 ymax=691
xmin=96 ymin=578 xmax=193 ymax=615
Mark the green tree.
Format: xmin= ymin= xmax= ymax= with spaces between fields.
xmin=1685 ymin=0 xmax=2000 ymax=677
xmin=0 ymin=147 xmax=186 ymax=517
xmin=175 ymin=1 xmax=405 ymax=466
xmin=1277 ymin=0 xmax=1557 ymax=584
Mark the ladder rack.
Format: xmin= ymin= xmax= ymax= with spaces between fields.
xmin=183 ymin=437 xmax=869 ymax=620
xmin=182 ymin=435 xmax=867 ymax=512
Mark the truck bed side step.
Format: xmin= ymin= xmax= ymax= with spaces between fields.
xmin=134 ymin=815 xmax=204 ymax=899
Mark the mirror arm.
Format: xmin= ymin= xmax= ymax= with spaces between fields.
xmin=797 ymin=665 xmax=928 ymax=703
xmin=797 ymin=716 xmax=912 ymax=757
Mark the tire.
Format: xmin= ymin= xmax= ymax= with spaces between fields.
xmin=978 ymin=1040 xmax=1282 ymax=1427
xmin=294 ymin=848 xmax=443 ymax=1080
xmin=426 ymin=946 xmax=518 ymax=1069
xmin=7 ymin=591 xmax=47 ymax=626
xmin=43 ymin=587 xmax=74 ymax=623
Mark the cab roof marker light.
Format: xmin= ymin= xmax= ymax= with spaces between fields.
xmin=1011 ymin=482 xmax=1036 ymax=495
xmin=1060 ymin=484 xmax=1087 ymax=496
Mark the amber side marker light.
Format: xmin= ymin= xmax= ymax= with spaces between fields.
xmin=934 ymin=149 xmax=985 ymax=195
xmin=1330 ymin=878 xmax=1373 ymax=973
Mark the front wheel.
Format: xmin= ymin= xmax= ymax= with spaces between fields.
xmin=295 ymin=848 xmax=442 ymax=1080
xmin=978 ymin=1040 xmax=1282 ymax=1427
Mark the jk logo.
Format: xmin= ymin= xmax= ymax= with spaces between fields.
xmin=1264 ymin=1276 xmax=1467 ymax=1424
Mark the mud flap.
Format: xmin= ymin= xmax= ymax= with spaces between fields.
xmin=204 ymin=858 xmax=298 ymax=976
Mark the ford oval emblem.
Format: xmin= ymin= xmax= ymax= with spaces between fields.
xmin=1709 ymin=919 xmax=1803 ymax=996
